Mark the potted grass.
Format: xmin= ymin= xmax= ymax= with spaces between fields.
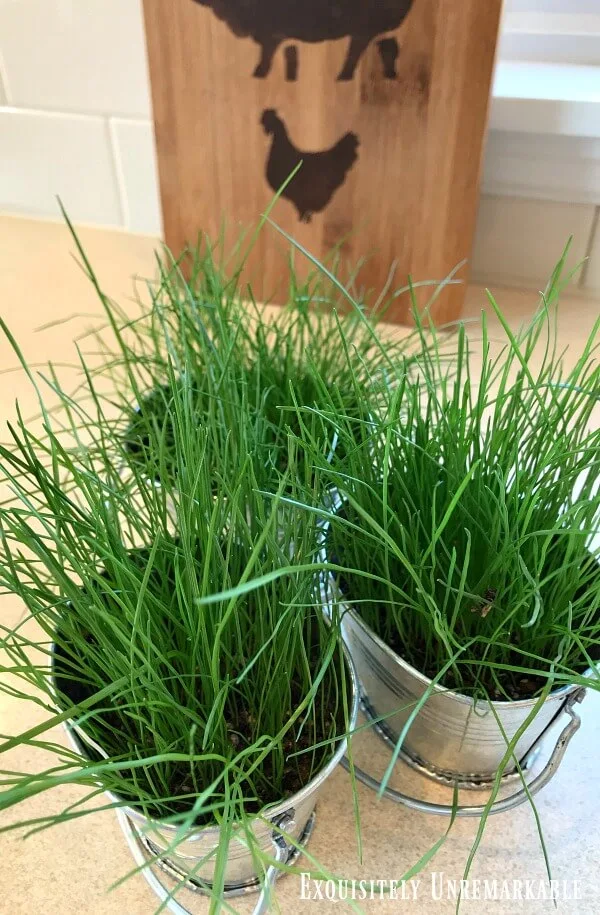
xmin=116 ymin=237 xmax=420 ymax=491
xmin=316 ymin=273 xmax=600 ymax=816
xmin=0 ymin=216 xmax=471 ymax=908
xmin=0 ymin=290 xmax=359 ymax=913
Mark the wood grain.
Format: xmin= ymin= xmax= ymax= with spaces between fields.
xmin=143 ymin=0 xmax=502 ymax=323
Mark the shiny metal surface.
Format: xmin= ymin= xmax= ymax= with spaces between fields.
xmin=341 ymin=606 xmax=585 ymax=784
xmin=117 ymin=806 xmax=296 ymax=915
xmin=53 ymin=641 xmax=358 ymax=897
xmin=341 ymin=687 xmax=586 ymax=816
xmin=358 ymin=694 xmax=541 ymax=788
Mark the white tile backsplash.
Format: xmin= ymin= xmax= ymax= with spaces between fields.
xmin=0 ymin=0 xmax=152 ymax=118
xmin=110 ymin=119 xmax=162 ymax=235
xmin=482 ymin=130 xmax=600 ymax=206
xmin=471 ymin=195 xmax=597 ymax=288
xmin=0 ymin=109 xmax=122 ymax=225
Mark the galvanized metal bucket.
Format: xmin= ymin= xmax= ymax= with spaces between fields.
xmin=318 ymin=504 xmax=588 ymax=816
xmin=52 ymin=641 xmax=358 ymax=913
xmin=340 ymin=607 xmax=587 ymax=814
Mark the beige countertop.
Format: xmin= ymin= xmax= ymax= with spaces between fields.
xmin=0 ymin=214 xmax=599 ymax=914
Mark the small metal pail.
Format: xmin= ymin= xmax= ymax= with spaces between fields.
xmin=318 ymin=502 xmax=588 ymax=815
xmin=342 ymin=607 xmax=585 ymax=786
xmin=52 ymin=642 xmax=358 ymax=913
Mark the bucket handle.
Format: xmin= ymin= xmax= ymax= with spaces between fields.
xmin=342 ymin=687 xmax=586 ymax=817
xmin=116 ymin=807 xmax=295 ymax=915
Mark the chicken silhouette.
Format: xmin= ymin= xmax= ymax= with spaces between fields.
xmin=192 ymin=0 xmax=414 ymax=80
xmin=261 ymin=109 xmax=359 ymax=222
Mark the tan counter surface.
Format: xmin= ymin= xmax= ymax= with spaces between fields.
xmin=0 ymin=214 xmax=599 ymax=914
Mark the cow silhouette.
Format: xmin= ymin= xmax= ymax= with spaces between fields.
xmin=261 ymin=109 xmax=359 ymax=222
xmin=192 ymin=0 xmax=414 ymax=81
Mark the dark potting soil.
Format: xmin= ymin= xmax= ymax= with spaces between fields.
xmin=221 ymin=674 xmax=334 ymax=802
xmin=382 ymin=627 xmax=551 ymax=701
xmin=124 ymin=382 xmax=180 ymax=458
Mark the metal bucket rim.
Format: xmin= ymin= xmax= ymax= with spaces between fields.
xmin=342 ymin=600 xmax=592 ymax=709
xmin=52 ymin=637 xmax=359 ymax=841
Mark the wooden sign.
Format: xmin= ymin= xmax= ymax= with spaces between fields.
xmin=143 ymin=0 xmax=502 ymax=323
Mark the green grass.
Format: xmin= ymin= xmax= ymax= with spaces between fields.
xmin=0 ymin=218 xmax=442 ymax=908
xmin=117 ymin=240 xmax=420 ymax=490
xmin=4 ymin=210 xmax=553 ymax=910
xmin=0 ymin=351 xmax=353 ymax=815
xmin=319 ymin=262 xmax=600 ymax=702
xmin=275 ymin=248 xmax=600 ymax=906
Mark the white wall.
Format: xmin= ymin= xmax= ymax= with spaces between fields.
xmin=0 ymin=0 xmax=161 ymax=235
xmin=1 ymin=0 xmax=599 ymax=292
